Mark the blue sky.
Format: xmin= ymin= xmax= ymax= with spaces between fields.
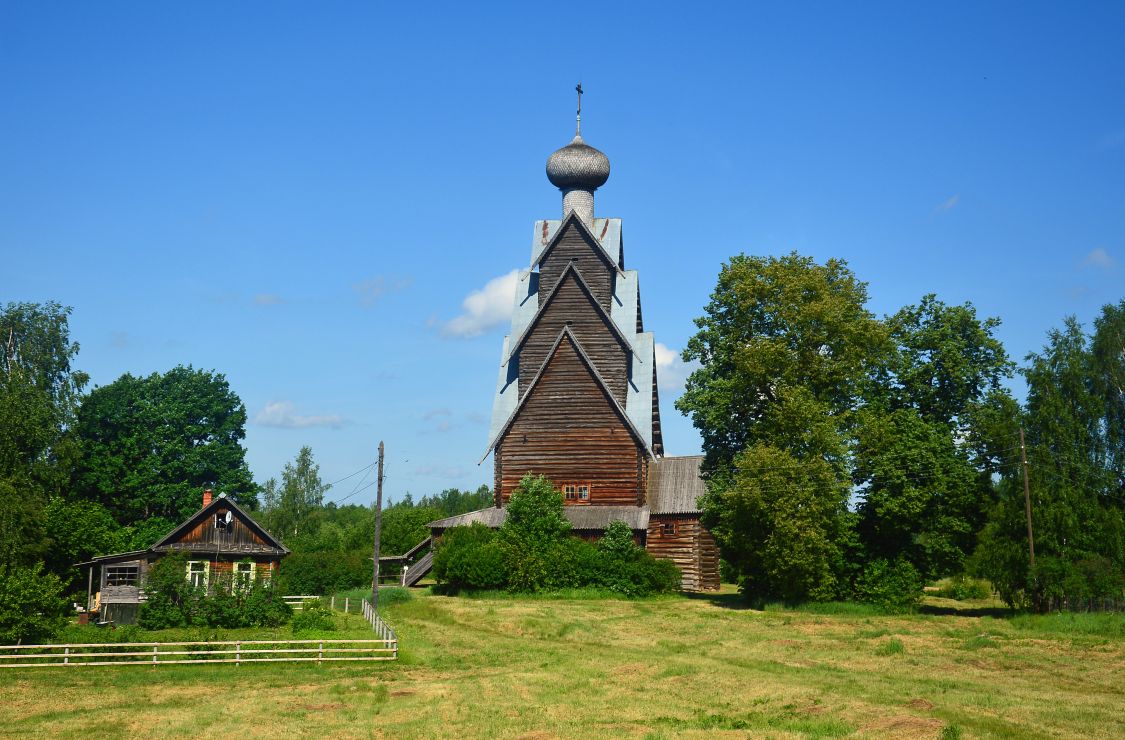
xmin=3 ymin=2 xmax=1123 ymax=505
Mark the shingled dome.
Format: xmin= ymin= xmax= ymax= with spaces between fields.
xmin=546 ymin=134 xmax=610 ymax=191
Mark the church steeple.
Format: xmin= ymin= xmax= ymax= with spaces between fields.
xmin=545 ymin=84 xmax=610 ymax=224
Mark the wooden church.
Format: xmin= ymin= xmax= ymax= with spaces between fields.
xmin=430 ymin=97 xmax=720 ymax=591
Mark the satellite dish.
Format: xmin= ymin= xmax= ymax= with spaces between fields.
xmin=224 ymin=511 xmax=233 ymax=525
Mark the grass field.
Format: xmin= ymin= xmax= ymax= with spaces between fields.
xmin=1 ymin=588 xmax=1122 ymax=739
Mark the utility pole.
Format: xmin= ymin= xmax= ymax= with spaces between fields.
xmin=1019 ymin=427 xmax=1036 ymax=568
xmin=371 ymin=440 xmax=385 ymax=610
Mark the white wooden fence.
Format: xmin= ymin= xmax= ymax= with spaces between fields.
xmin=0 ymin=638 xmax=397 ymax=668
xmin=362 ymin=598 xmax=396 ymax=652
xmin=282 ymin=595 xmax=318 ymax=610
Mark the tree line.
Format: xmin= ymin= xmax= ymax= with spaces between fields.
xmin=0 ymin=301 xmax=490 ymax=638
xmin=677 ymin=253 xmax=1124 ymax=610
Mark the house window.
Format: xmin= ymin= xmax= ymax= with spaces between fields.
xmin=186 ymin=560 xmax=209 ymax=589
xmin=234 ymin=561 xmax=255 ymax=590
xmin=105 ymin=565 xmax=139 ymax=586
xmin=561 ymin=483 xmax=591 ymax=502
xmin=662 ymin=521 xmax=677 ymax=536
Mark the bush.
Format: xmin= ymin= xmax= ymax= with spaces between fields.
xmin=139 ymin=554 xmax=291 ymax=629
xmin=291 ymin=598 xmax=336 ymax=632
xmin=431 ymin=495 xmax=682 ymax=597
xmin=138 ymin=553 xmax=195 ymax=629
xmin=932 ymin=575 xmax=992 ymax=601
xmin=854 ymin=557 xmax=923 ymax=612
xmin=0 ymin=563 xmax=69 ymax=644
xmin=279 ymin=550 xmax=371 ymax=595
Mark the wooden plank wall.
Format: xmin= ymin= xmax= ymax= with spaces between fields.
xmin=646 ymin=515 xmax=721 ymax=592
xmin=518 ymin=272 xmax=629 ymax=401
xmin=497 ymin=334 xmax=645 ymax=506
xmin=175 ymin=506 xmax=269 ymax=550
xmin=538 ymin=222 xmax=613 ymax=309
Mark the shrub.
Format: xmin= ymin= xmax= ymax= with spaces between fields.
xmin=279 ymin=550 xmax=371 ymax=595
xmin=291 ymin=598 xmax=336 ymax=632
xmin=854 ymin=558 xmax=923 ymax=612
xmin=138 ymin=552 xmax=195 ymax=629
xmin=0 ymin=563 xmax=69 ymax=644
xmin=432 ymin=523 xmax=507 ymax=592
xmin=933 ymin=575 xmax=992 ymax=601
xmin=139 ymin=554 xmax=291 ymax=628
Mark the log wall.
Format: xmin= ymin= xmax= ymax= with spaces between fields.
xmin=538 ymin=221 xmax=613 ymax=310
xmin=497 ymin=333 xmax=645 ymax=506
xmin=518 ymin=271 xmax=629 ymax=402
xmin=646 ymin=515 xmax=721 ymax=592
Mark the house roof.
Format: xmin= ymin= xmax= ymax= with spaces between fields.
xmin=504 ymin=262 xmax=639 ymax=365
xmin=531 ymin=210 xmax=624 ymax=275
xmin=74 ymin=549 xmax=151 ymax=567
xmin=479 ymin=327 xmax=656 ymax=463
xmin=647 ymin=455 xmax=709 ymax=515
xmin=428 ymin=505 xmax=649 ymax=532
xmin=150 ymin=494 xmax=289 ymax=555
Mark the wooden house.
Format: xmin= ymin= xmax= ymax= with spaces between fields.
xmin=78 ymin=489 xmax=289 ymax=625
xmin=429 ymin=108 xmax=720 ymax=591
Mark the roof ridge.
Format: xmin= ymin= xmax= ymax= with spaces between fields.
xmin=479 ymin=327 xmax=654 ymax=463
xmin=533 ymin=211 xmax=623 ymax=275
xmin=504 ymin=262 xmax=639 ymax=366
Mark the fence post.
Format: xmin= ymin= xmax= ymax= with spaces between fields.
xmin=331 ymin=596 xmax=335 ymax=611
xmin=152 ymin=645 xmax=158 ymax=667
xmin=64 ymin=647 xmax=69 ymax=666
xmin=236 ymin=641 xmax=241 ymax=667
xmin=345 ymin=597 xmax=349 ymax=613
xmin=318 ymin=641 xmax=323 ymax=665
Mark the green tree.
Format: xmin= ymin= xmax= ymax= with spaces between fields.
xmin=76 ymin=366 xmax=257 ymax=522
xmin=855 ymin=296 xmax=1014 ymax=580
xmin=42 ymin=498 xmax=124 ymax=587
xmin=262 ymin=446 xmax=329 ymax=539
xmin=677 ymin=252 xmax=888 ymax=477
xmin=0 ymin=563 xmax=69 ymax=644
xmin=704 ymin=445 xmax=849 ymax=603
xmin=974 ymin=316 xmax=1124 ymax=607
xmin=678 ymin=253 xmax=885 ymax=601
xmin=0 ymin=302 xmax=88 ymax=570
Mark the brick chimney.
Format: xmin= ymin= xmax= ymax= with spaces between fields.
xmin=202 ymin=489 xmax=213 ymax=508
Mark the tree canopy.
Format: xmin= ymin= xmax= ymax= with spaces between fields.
xmin=76 ymin=365 xmax=257 ymax=522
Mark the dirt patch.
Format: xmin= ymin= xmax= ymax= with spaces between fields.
xmin=906 ymin=698 xmax=934 ymax=711
xmin=860 ymin=715 xmax=944 ymax=738
xmin=389 ymin=690 xmax=414 ymax=697
xmin=297 ymin=703 xmax=344 ymax=711
xmin=612 ymin=662 xmax=651 ymax=677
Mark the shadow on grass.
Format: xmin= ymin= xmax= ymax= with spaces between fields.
xmin=682 ymin=590 xmax=756 ymax=610
xmin=918 ymin=604 xmax=1011 ymax=618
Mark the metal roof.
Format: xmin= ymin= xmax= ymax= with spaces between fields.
xmin=648 ymin=455 xmax=708 ymax=514
xmin=428 ymin=505 xmax=649 ymax=532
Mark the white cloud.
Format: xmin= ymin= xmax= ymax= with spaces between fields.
xmin=654 ymin=342 xmax=700 ymax=394
xmin=253 ymin=401 xmax=347 ymax=429
xmin=934 ymin=194 xmax=960 ymax=213
xmin=354 ymin=276 xmax=412 ymax=307
xmin=441 ymin=269 xmax=519 ymax=338
xmin=254 ymin=293 xmax=284 ymax=306
xmin=1080 ymin=248 xmax=1115 ymax=270
xmin=423 ymin=407 xmax=451 ymax=420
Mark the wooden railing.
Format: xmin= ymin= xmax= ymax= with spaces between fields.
xmin=0 ymin=638 xmax=397 ymax=668
xmin=362 ymin=599 xmax=397 ymax=656
xmin=283 ymin=595 xmax=318 ymax=610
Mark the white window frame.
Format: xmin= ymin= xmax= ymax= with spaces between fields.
xmin=233 ymin=561 xmax=255 ymax=590
xmin=186 ymin=560 xmax=210 ymax=590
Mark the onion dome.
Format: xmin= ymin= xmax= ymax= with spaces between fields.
xmin=545 ymin=134 xmax=610 ymax=191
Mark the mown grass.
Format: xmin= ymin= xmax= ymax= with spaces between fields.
xmin=1 ymin=587 xmax=1122 ymax=738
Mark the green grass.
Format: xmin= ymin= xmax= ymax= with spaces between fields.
xmin=3 ymin=587 xmax=1124 ymax=738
